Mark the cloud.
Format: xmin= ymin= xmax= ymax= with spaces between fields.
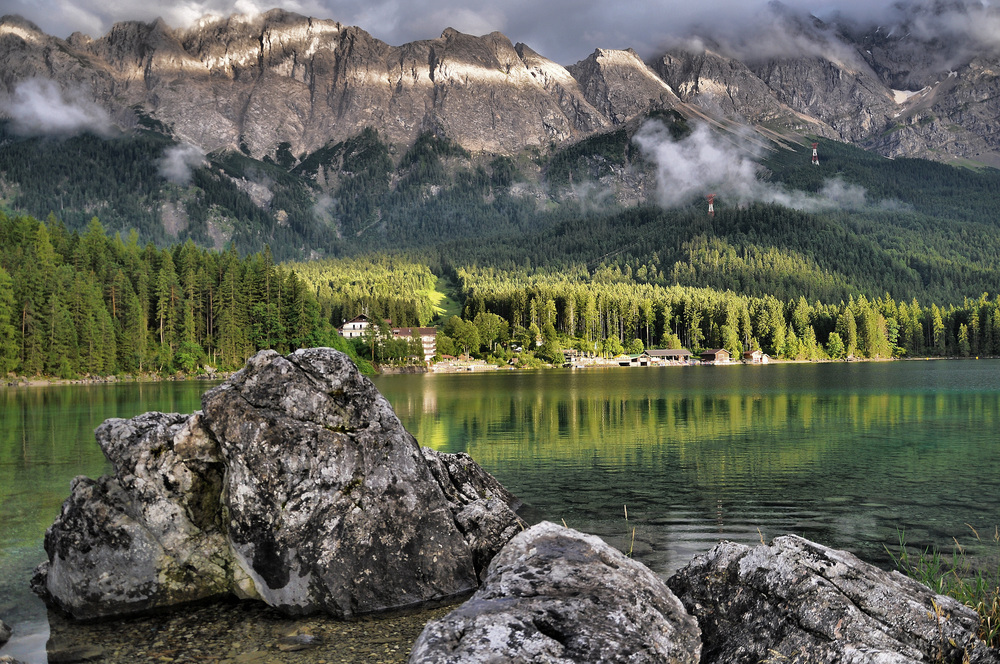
xmin=633 ymin=121 xmax=763 ymax=208
xmin=632 ymin=119 xmax=870 ymax=213
xmin=885 ymin=0 xmax=1000 ymax=63
xmin=312 ymin=193 xmax=336 ymax=223
xmin=662 ymin=6 xmax=868 ymax=66
xmin=4 ymin=0 xmax=999 ymax=66
xmin=565 ymin=180 xmax=615 ymax=213
xmin=1 ymin=78 xmax=115 ymax=137
xmin=158 ymin=143 xmax=207 ymax=184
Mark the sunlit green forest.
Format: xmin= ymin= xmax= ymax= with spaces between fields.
xmin=2 ymin=114 xmax=1000 ymax=374
xmin=0 ymin=212 xmax=366 ymax=377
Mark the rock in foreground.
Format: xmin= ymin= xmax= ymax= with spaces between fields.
xmin=409 ymin=521 xmax=702 ymax=663
xmin=668 ymin=534 xmax=995 ymax=664
xmin=0 ymin=618 xmax=10 ymax=645
xmin=33 ymin=348 xmax=524 ymax=620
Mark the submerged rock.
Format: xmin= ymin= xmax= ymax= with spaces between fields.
xmin=409 ymin=521 xmax=702 ymax=663
xmin=33 ymin=348 xmax=524 ymax=620
xmin=668 ymin=534 xmax=994 ymax=664
xmin=45 ymin=638 xmax=105 ymax=663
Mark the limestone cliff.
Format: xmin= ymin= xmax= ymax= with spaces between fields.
xmin=651 ymin=6 xmax=1000 ymax=166
xmin=0 ymin=11 xmax=620 ymax=160
xmin=568 ymin=48 xmax=680 ymax=125
xmin=2 ymin=5 xmax=1000 ymax=165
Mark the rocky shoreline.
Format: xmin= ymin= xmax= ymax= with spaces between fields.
xmin=22 ymin=348 xmax=1000 ymax=664
xmin=43 ymin=598 xmax=452 ymax=664
xmin=27 ymin=524 xmax=1000 ymax=664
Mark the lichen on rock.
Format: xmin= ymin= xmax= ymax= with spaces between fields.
xmin=409 ymin=521 xmax=702 ymax=663
xmin=33 ymin=348 xmax=524 ymax=621
xmin=668 ymin=534 xmax=997 ymax=664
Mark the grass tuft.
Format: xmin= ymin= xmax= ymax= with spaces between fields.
xmin=887 ymin=526 xmax=1000 ymax=648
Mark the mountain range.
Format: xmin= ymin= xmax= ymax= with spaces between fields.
xmin=1 ymin=3 xmax=998 ymax=166
xmin=1 ymin=3 xmax=1000 ymax=270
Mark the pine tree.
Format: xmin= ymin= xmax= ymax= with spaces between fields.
xmin=156 ymin=250 xmax=180 ymax=351
xmin=0 ymin=267 xmax=19 ymax=374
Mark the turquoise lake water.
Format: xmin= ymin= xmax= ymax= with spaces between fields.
xmin=2 ymin=360 xmax=999 ymax=660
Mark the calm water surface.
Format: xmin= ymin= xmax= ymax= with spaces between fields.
xmin=375 ymin=361 xmax=1000 ymax=572
xmin=0 ymin=380 xmax=218 ymax=661
xmin=2 ymin=360 xmax=1000 ymax=660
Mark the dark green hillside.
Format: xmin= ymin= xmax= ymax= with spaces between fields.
xmin=423 ymin=133 xmax=1000 ymax=306
xmin=543 ymin=109 xmax=687 ymax=188
xmin=4 ymin=118 xmax=1000 ymax=307
xmin=293 ymin=129 xmax=541 ymax=249
xmin=208 ymin=150 xmax=340 ymax=256
xmin=763 ymin=137 xmax=1000 ymax=222
xmin=0 ymin=124 xmax=173 ymax=242
xmin=0 ymin=123 xmax=336 ymax=261
xmin=434 ymin=196 xmax=1000 ymax=306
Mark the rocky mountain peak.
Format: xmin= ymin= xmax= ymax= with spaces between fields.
xmin=568 ymin=47 xmax=680 ymax=124
xmin=83 ymin=17 xmax=192 ymax=76
xmin=0 ymin=7 xmax=999 ymax=165
xmin=0 ymin=14 xmax=46 ymax=39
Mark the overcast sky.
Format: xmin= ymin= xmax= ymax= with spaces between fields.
xmin=0 ymin=0 xmax=995 ymax=64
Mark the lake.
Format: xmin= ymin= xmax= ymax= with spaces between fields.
xmin=2 ymin=360 xmax=1000 ymax=660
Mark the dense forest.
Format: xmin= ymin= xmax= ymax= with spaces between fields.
xmin=453 ymin=264 xmax=998 ymax=360
xmin=285 ymin=254 xmax=441 ymax=329
xmin=0 ymin=122 xmax=543 ymax=261
xmin=4 ymin=113 xmax=1000 ymax=374
xmin=4 ymin=114 xmax=1000 ymax=307
xmin=0 ymin=212 xmax=365 ymax=378
xmin=0 ymin=121 xmax=340 ymax=261
xmin=285 ymin=253 xmax=999 ymax=364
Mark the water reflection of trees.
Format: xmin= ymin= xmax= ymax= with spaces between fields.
xmin=384 ymin=371 xmax=1000 ymax=575
xmin=393 ymin=381 xmax=999 ymax=480
xmin=0 ymin=383 xmax=210 ymax=539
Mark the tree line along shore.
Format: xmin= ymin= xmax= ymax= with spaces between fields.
xmin=1 ymin=211 xmax=997 ymax=381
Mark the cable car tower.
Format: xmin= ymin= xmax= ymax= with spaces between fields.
xmin=811 ymin=142 xmax=819 ymax=166
xmin=707 ymin=194 xmax=716 ymax=217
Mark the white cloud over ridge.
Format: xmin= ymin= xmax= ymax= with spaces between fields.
xmin=3 ymin=0 xmax=998 ymax=66
xmin=159 ymin=143 xmax=207 ymax=184
xmin=632 ymin=119 xmax=870 ymax=213
xmin=1 ymin=78 xmax=115 ymax=137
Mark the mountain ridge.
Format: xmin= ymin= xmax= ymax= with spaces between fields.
xmin=1 ymin=5 xmax=998 ymax=166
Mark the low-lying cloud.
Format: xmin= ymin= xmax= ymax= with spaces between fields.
xmin=2 ymin=78 xmax=115 ymax=137
xmin=312 ymin=193 xmax=336 ymax=223
xmin=632 ymin=119 xmax=870 ymax=214
xmin=158 ymin=143 xmax=207 ymax=185
xmin=9 ymin=0 xmax=1000 ymax=66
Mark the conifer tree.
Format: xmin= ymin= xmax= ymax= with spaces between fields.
xmin=0 ymin=267 xmax=18 ymax=374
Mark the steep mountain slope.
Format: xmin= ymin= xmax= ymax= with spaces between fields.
xmin=568 ymin=48 xmax=680 ymax=124
xmin=653 ymin=4 xmax=1000 ymax=166
xmin=1 ymin=4 xmax=1000 ymax=269
xmin=2 ymin=4 xmax=998 ymax=166
xmin=0 ymin=11 xmax=632 ymax=160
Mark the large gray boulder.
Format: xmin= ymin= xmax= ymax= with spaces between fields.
xmin=420 ymin=448 xmax=524 ymax=578
xmin=409 ymin=521 xmax=702 ymax=663
xmin=33 ymin=348 xmax=524 ymax=620
xmin=33 ymin=412 xmax=230 ymax=619
xmin=668 ymin=534 xmax=997 ymax=664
